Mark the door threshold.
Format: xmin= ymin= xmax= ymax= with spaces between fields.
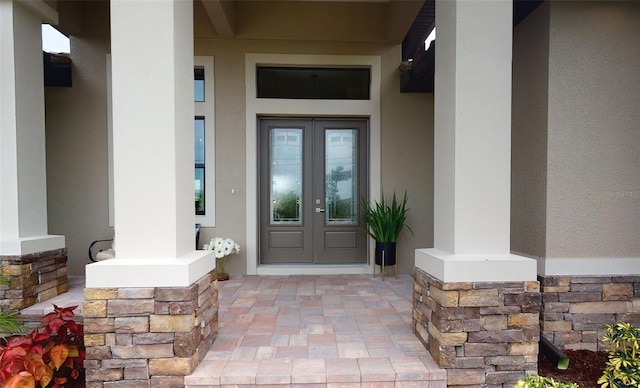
xmin=256 ymin=263 xmax=371 ymax=276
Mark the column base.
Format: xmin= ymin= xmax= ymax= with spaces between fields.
xmin=0 ymin=235 xmax=65 ymax=256
xmin=86 ymin=250 xmax=216 ymax=288
xmin=415 ymin=248 xmax=537 ymax=283
xmin=84 ymin=269 xmax=219 ymax=387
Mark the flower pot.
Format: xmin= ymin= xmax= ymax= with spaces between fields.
xmin=375 ymin=242 xmax=397 ymax=266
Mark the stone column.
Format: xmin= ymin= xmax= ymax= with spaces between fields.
xmin=413 ymin=1 xmax=539 ymax=386
xmin=413 ymin=268 xmax=541 ymax=386
xmin=83 ymin=1 xmax=217 ymax=386
xmin=0 ymin=0 xmax=67 ymax=309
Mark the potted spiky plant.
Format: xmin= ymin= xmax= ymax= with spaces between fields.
xmin=361 ymin=190 xmax=412 ymax=268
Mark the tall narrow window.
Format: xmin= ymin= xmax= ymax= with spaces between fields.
xmin=195 ymin=117 xmax=205 ymax=215
xmin=194 ymin=57 xmax=215 ymax=227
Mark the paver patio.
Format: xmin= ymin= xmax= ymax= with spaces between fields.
xmin=185 ymin=274 xmax=446 ymax=387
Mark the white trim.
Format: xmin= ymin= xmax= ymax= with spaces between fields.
xmin=106 ymin=55 xmax=114 ymax=227
xmin=86 ymin=250 xmax=215 ymax=288
xmin=536 ymin=256 xmax=640 ymax=276
xmin=194 ymin=56 xmax=216 ymax=228
xmin=245 ymin=53 xmax=382 ymax=275
xmin=415 ymin=248 xmax=538 ymax=283
xmin=0 ymin=235 xmax=65 ymax=256
xmin=257 ymin=264 xmax=372 ymax=276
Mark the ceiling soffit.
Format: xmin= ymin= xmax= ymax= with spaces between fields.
xmin=199 ymin=0 xmax=422 ymax=43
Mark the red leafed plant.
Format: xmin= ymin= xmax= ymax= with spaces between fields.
xmin=0 ymin=305 xmax=85 ymax=388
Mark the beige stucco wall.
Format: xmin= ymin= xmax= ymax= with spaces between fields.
xmin=546 ymin=1 xmax=639 ymax=258
xmin=44 ymin=35 xmax=433 ymax=275
xmin=511 ymin=3 xmax=550 ymax=258
xmin=380 ymin=49 xmax=434 ymax=275
xmin=45 ymin=35 xmax=112 ymax=275
xmin=512 ymin=1 xmax=639 ymax=261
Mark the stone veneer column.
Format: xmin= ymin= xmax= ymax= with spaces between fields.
xmin=0 ymin=249 xmax=68 ymax=310
xmin=413 ymin=267 xmax=541 ymax=387
xmin=83 ymin=269 xmax=218 ymax=388
xmin=539 ymin=274 xmax=640 ymax=351
xmin=84 ymin=1 xmax=217 ymax=386
xmin=414 ymin=1 xmax=539 ymax=384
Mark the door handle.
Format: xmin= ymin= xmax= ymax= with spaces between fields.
xmin=315 ymin=208 xmax=325 ymax=213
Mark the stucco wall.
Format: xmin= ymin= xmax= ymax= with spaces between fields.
xmin=546 ymin=1 xmax=639 ymax=258
xmin=512 ymin=1 xmax=640 ymax=262
xmin=380 ymin=49 xmax=434 ymax=275
xmin=511 ymin=3 xmax=550 ymax=258
xmin=45 ymin=36 xmax=112 ymax=276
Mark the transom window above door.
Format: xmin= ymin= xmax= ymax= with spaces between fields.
xmin=256 ymin=66 xmax=371 ymax=100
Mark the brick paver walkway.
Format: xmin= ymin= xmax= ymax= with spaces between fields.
xmin=185 ymin=274 xmax=445 ymax=387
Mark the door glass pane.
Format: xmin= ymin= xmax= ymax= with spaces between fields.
xmin=270 ymin=128 xmax=302 ymax=224
xmin=325 ymin=129 xmax=358 ymax=225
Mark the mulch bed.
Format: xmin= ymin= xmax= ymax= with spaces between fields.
xmin=537 ymin=349 xmax=608 ymax=388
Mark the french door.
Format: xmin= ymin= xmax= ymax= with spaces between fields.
xmin=259 ymin=118 xmax=368 ymax=264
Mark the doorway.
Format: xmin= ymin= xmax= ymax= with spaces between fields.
xmin=259 ymin=118 xmax=368 ymax=264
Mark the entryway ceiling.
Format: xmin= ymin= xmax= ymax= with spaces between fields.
xmin=50 ymin=0 xmax=543 ymax=93
xmin=198 ymin=0 xmax=423 ymax=43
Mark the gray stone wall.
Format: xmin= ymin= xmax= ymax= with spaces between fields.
xmin=540 ymin=275 xmax=640 ymax=351
xmin=413 ymin=267 xmax=541 ymax=388
xmin=0 ymin=248 xmax=68 ymax=310
xmin=83 ymin=269 xmax=218 ymax=388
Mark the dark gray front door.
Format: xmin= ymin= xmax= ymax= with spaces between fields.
xmin=259 ymin=118 xmax=368 ymax=264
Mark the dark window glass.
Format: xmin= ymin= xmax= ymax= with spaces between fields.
xmin=257 ymin=66 xmax=370 ymax=100
xmin=194 ymin=68 xmax=205 ymax=102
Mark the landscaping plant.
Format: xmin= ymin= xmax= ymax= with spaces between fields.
xmin=0 ymin=305 xmax=85 ymax=388
xmin=514 ymin=373 xmax=579 ymax=388
xmin=361 ymin=190 xmax=412 ymax=243
xmin=597 ymin=322 xmax=640 ymax=388
xmin=0 ymin=275 xmax=24 ymax=338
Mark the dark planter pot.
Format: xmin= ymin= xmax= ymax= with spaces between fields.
xmin=375 ymin=242 xmax=397 ymax=266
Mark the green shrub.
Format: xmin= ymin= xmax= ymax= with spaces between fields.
xmin=514 ymin=374 xmax=579 ymax=388
xmin=0 ymin=275 xmax=24 ymax=338
xmin=597 ymin=322 xmax=640 ymax=388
